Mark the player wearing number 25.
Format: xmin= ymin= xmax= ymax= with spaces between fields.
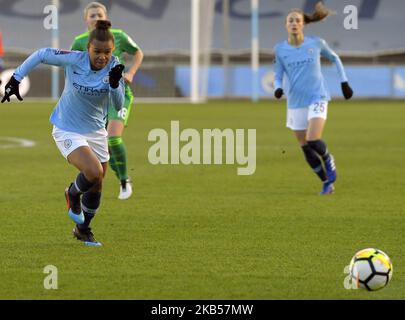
xmin=273 ymin=2 xmax=353 ymax=195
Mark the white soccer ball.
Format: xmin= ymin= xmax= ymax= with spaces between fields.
xmin=349 ymin=248 xmax=393 ymax=291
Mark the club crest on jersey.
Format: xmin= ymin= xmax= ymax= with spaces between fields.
xmin=103 ymin=76 xmax=109 ymax=84
xmin=64 ymin=139 xmax=72 ymax=149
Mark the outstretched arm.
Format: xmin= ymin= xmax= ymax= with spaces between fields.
xmin=2 ymin=48 xmax=80 ymax=103
xmin=13 ymin=48 xmax=79 ymax=81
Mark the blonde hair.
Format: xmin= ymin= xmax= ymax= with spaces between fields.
xmin=288 ymin=1 xmax=335 ymax=25
xmin=84 ymin=2 xmax=107 ymax=19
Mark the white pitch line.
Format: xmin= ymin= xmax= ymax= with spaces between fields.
xmin=0 ymin=137 xmax=37 ymax=149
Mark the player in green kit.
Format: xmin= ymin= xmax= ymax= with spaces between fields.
xmin=71 ymin=2 xmax=144 ymax=200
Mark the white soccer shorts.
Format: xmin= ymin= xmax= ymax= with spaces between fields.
xmin=52 ymin=126 xmax=109 ymax=163
xmin=286 ymin=101 xmax=328 ymax=131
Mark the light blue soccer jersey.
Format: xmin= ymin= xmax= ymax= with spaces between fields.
xmin=274 ymin=36 xmax=348 ymax=109
xmin=13 ymin=48 xmax=125 ymax=134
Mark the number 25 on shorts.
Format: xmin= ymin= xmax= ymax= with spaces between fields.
xmin=312 ymin=102 xmax=326 ymax=114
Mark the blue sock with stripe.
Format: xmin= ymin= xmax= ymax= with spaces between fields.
xmin=78 ymin=191 xmax=101 ymax=230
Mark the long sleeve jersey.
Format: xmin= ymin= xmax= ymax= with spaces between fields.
xmin=274 ymin=36 xmax=347 ymax=109
xmin=13 ymin=48 xmax=125 ymax=134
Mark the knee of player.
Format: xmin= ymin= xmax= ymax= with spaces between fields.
xmin=84 ymin=166 xmax=104 ymax=184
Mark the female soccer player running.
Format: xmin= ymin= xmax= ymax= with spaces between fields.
xmin=71 ymin=2 xmax=144 ymax=200
xmin=1 ymin=21 xmax=125 ymax=246
xmin=273 ymin=2 xmax=353 ymax=195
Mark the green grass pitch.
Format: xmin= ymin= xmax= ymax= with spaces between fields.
xmin=0 ymin=99 xmax=404 ymax=299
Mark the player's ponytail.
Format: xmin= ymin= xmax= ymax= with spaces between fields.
xmin=289 ymin=1 xmax=335 ymax=25
xmin=89 ymin=20 xmax=114 ymax=44
xmin=304 ymin=1 xmax=335 ymax=24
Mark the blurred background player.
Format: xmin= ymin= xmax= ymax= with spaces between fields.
xmin=71 ymin=2 xmax=144 ymax=200
xmin=273 ymin=1 xmax=353 ymax=195
xmin=1 ymin=21 xmax=125 ymax=246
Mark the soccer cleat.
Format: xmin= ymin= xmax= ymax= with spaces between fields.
xmin=72 ymin=226 xmax=102 ymax=247
xmin=118 ymin=179 xmax=133 ymax=200
xmin=324 ymin=154 xmax=337 ymax=183
xmin=320 ymin=181 xmax=335 ymax=195
xmin=65 ymin=184 xmax=85 ymax=225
